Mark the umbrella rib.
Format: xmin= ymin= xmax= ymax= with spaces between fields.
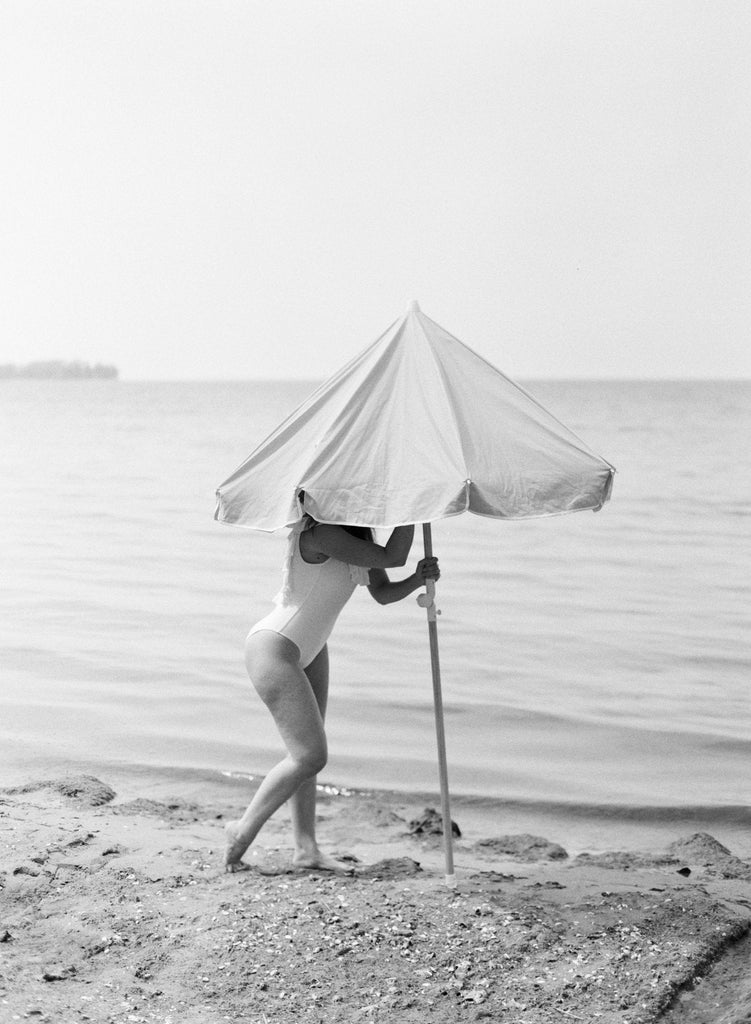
xmin=414 ymin=312 xmax=471 ymax=500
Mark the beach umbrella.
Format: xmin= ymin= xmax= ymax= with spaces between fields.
xmin=216 ymin=301 xmax=615 ymax=885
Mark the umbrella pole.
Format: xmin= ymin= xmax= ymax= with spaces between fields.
xmin=419 ymin=522 xmax=456 ymax=888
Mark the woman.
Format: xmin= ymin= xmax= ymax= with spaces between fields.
xmin=224 ymin=515 xmax=440 ymax=872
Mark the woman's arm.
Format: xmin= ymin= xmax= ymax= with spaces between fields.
xmin=310 ymin=524 xmax=414 ymax=568
xmin=368 ymin=557 xmax=440 ymax=605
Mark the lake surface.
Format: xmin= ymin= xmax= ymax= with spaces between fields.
xmin=2 ymin=378 xmax=749 ymax=848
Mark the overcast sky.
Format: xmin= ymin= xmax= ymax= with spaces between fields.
xmin=1 ymin=1 xmax=748 ymax=380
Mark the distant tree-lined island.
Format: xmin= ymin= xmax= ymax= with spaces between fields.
xmin=0 ymin=360 xmax=118 ymax=379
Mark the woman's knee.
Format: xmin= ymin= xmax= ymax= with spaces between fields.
xmin=293 ymin=740 xmax=327 ymax=778
xmin=244 ymin=631 xmax=327 ymax=775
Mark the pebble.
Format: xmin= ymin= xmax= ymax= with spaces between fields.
xmin=475 ymin=834 xmax=568 ymax=861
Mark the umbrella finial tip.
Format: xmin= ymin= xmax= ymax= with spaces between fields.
xmin=407 ymin=299 xmax=421 ymax=313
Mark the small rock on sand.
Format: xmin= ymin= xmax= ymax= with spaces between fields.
xmin=41 ymin=965 xmax=76 ymax=982
xmin=111 ymin=798 xmax=203 ymax=823
xmin=408 ymin=807 xmax=461 ymax=838
xmin=668 ymin=832 xmax=751 ymax=880
xmin=2 ymin=776 xmax=115 ymax=806
xmin=574 ymin=851 xmax=678 ymax=870
xmin=356 ymin=857 xmax=422 ymax=879
xmin=474 ymin=834 xmax=568 ymax=861
xmin=574 ymin=834 xmax=751 ymax=880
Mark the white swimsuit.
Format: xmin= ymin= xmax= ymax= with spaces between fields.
xmin=247 ymin=520 xmax=370 ymax=668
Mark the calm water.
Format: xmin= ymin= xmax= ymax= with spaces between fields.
xmin=1 ymin=380 xmax=749 ymax=842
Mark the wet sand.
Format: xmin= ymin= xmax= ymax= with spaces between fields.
xmin=1 ymin=774 xmax=750 ymax=1023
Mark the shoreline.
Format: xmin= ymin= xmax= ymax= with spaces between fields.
xmin=7 ymin=757 xmax=751 ymax=860
xmin=2 ymin=774 xmax=750 ymax=1023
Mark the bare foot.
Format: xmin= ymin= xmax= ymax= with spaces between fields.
xmin=224 ymin=820 xmax=251 ymax=873
xmin=291 ymin=848 xmax=356 ymax=874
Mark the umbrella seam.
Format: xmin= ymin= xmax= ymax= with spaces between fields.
xmin=413 ymin=310 xmax=472 ymax=512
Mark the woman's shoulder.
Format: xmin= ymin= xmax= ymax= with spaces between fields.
xmin=299 ymin=522 xmax=330 ymax=565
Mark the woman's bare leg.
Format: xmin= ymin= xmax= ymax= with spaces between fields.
xmin=224 ymin=631 xmax=327 ymax=870
xmin=289 ymin=645 xmax=346 ymax=869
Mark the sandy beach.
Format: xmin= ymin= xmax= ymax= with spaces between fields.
xmin=1 ymin=774 xmax=750 ymax=1024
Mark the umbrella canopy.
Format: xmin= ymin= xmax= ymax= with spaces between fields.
xmin=215 ymin=301 xmax=614 ymax=530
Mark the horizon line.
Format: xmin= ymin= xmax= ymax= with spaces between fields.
xmin=3 ymin=374 xmax=749 ymax=384
xmin=111 ymin=374 xmax=751 ymax=384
